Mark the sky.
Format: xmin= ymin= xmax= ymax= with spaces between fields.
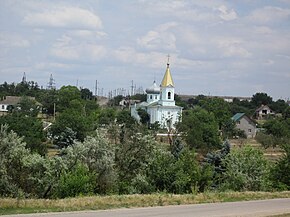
xmin=0 ymin=0 xmax=290 ymax=100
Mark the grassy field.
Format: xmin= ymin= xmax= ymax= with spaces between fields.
xmin=1 ymin=191 xmax=290 ymax=215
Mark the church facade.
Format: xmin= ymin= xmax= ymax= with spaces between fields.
xmin=131 ymin=62 xmax=182 ymax=129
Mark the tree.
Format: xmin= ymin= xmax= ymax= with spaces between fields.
xmin=16 ymin=96 xmax=40 ymax=117
xmin=269 ymin=99 xmax=288 ymax=114
xmin=252 ymin=92 xmax=273 ymax=107
xmin=54 ymin=163 xmax=95 ymax=198
xmin=137 ymin=108 xmax=150 ymax=125
xmin=221 ymin=146 xmax=270 ymax=191
xmin=0 ymin=124 xmax=30 ymax=197
xmin=204 ymin=140 xmax=230 ymax=188
xmin=62 ymin=132 xmax=116 ymax=194
xmin=263 ymin=119 xmax=290 ymax=138
xmin=49 ymin=109 xmax=92 ymax=147
xmin=116 ymin=134 xmax=157 ymax=194
xmin=0 ymin=113 xmax=46 ymax=155
xmin=116 ymin=109 xmax=136 ymax=128
xmin=198 ymin=97 xmax=231 ymax=129
xmin=270 ymin=143 xmax=290 ymax=190
xmin=38 ymin=89 xmax=58 ymax=115
xmin=179 ymin=108 xmax=221 ymax=151
xmin=80 ymin=88 xmax=93 ymax=100
xmin=57 ymin=86 xmax=81 ymax=112
xmin=283 ymin=106 xmax=290 ymax=119
xmin=0 ymin=125 xmax=62 ymax=198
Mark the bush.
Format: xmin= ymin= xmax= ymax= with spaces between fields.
xmin=221 ymin=146 xmax=271 ymax=191
xmin=55 ymin=163 xmax=95 ymax=198
xmin=270 ymin=143 xmax=290 ymax=190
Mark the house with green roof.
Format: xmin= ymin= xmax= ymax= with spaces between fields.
xmin=232 ymin=113 xmax=257 ymax=138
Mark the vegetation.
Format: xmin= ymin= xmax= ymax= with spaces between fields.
xmin=0 ymin=80 xmax=289 ymax=214
xmin=1 ymin=191 xmax=290 ymax=215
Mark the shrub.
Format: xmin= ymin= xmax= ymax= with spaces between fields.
xmin=221 ymin=146 xmax=271 ymax=191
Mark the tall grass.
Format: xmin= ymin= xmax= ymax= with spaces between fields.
xmin=1 ymin=191 xmax=290 ymax=215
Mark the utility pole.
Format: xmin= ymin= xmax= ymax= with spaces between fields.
xmin=22 ymin=72 xmax=27 ymax=83
xmin=95 ymin=80 xmax=98 ymax=96
xmin=47 ymin=74 xmax=56 ymax=90
xmin=131 ymin=80 xmax=134 ymax=96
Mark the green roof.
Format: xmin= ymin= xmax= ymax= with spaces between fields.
xmin=232 ymin=113 xmax=245 ymax=122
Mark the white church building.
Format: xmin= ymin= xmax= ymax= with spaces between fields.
xmin=131 ymin=62 xmax=182 ymax=129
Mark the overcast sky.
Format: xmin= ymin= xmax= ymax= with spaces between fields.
xmin=1 ymin=0 xmax=290 ymax=100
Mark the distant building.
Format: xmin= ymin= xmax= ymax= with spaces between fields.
xmin=131 ymin=62 xmax=182 ymax=129
xmin=255 ymin=105 xmax=275 ymax=120
xmin=0 ymin=96 xmax=23 ymax=115
xmin=232 ymin=113 xmax=257 ymax=138
xmin=0 ymin=96 xmax=39 ymax=116
xmin=179 ymin=95 xmax=251 ymax=103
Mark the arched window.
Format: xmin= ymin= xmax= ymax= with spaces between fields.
xmin=168 ymin=91 xmax=171 ymax=99
xmin=150 ymin=95 xmax=153 ymax=99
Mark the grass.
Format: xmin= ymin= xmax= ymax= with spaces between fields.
xmin=0 ymin=191 xmax=290 ymax=215
xmin=267 ymin=214 xmax=290 ymax=217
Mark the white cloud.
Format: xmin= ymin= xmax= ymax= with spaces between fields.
xmin=217 ymin=5 xmax=237 ymax=21
xmin=137 ymin=22 xmax=177 ymax=50
xmin=50 ymin=34 xmax=107 ymax=61
xmin=114 ymin=47 xmax=168 ymax=68
xmin=247 ymin=6 xmax=290 ymax=24
xmin=217 ymin=38 xmax=252 ymax=58
xmin=0 ymin=32 xmax=30 ymax=48
xmin=22 ymin=6 xmax=102 ymax=29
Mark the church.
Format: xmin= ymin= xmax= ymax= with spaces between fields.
xmin=131 ymin=61 xmax=183 ymax=129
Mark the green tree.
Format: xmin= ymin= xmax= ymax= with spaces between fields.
xmin=116 ymin=134 xmax=157 ymax=194
xmin=50 ymin=109 xmax=92 ymax=147
xmin=97 ymin=108 xmax=117 ymax=125
xmin=116 ymin=109 xmax=136 ymax=128
xmin=263 ymin=119 xmax=290 ymax=138
xmin=55 ymin=163 xmax=95 ymax=198
xmin=62 ymin=132 xmax=116 ymax=194
xmin=137 ymin=108 xmax=150 ymax=125
xmin=80 ymin=88 xmax=93 ymax=100
xmin=251 ymin=92 xmax=273 ymax=107
xmin=0 ymin=125 xmax=29 ymax=197
xmin=283 ymin=106 xmax=290 ymax=119
xmin=179 ymin=108 xmax=221 ymax=151
xmin=270 ymin=143 xmax=290 ymax=190
xmin=0 ymin=125 xmax=62 ymax=198
xmin=0 ymin=113 xmax=46 ymax=155
xmin=57 ymin=86 xmax=81 ymax=112
xmin=198 ymin=97 xmax=231 ymax=129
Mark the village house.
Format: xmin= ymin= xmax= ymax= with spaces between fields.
xmin=0 ymin=96 xmax=23 ymax=115
xmin=0 ymin=96 xmax=40 ymax=116
xmin=255 ymin=105 xmax=275 ymax=120
xmin=232 ymin=113 xmax=257 ymax=138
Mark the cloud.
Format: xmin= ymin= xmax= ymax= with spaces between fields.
xmin=0 ymin=32 xmax=30 ymax=48
xmin=50 ymin=35 xmax=107 ymax=61
xmin=137 ymin=22 xmax=177 ymax=50
xmin=217 ymin=5 xmax=237 ymax=21
xmin=22 ymin=6 xmax=102 ymax=29
xmin=247 ymin=6 xmax=290 ymax=24
xmin=217 ymin=38 xmax=252 ymax=58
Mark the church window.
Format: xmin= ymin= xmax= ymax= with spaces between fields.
xmin=168 ymin=92 xmax=171 ymax=99
xmin=1 ymin=105 xmax=4 ymax=109
xmin=150 ymin=95 xmax=152 ymax=99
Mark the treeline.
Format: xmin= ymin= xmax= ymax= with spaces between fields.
xmin=0 ymin=80 xmax=289 ymax=199
xmin=1 ymin=123 xmax=289 ymax=199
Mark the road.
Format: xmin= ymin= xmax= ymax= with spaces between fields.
xmin=3 ymin=198 xmax=290 ymax=217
